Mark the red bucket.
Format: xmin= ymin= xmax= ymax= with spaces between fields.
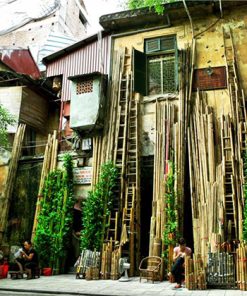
xmin=0 ymin=264 xmax=8 ymax=278
xmin=42 ymin=267 xmax=52 ymax=276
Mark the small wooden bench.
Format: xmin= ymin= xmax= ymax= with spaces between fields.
xmin=8 ymin=260 xmax=40 ymax=279
xmin=139 ymin=256 xmax=162 ymax=283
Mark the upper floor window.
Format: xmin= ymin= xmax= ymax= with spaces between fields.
xmin=133 ymin=35 xmax=178 ymax=96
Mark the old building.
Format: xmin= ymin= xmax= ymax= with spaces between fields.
xmin=96 ymin=0 xmax=247 ymax=278
xmin=38 ymin=0 xmax=247 ymax=279
xmin=42 ymin=31 xmax=111 ymax=204
xmin=3 ymin=0 xmax=247 ymax=285
xmin=0 ymin=48 xmax=59 ymax=251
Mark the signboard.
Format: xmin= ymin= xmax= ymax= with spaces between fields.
xmin=193 ymin=66 xmax=227 ymax=91
xmin=73 ymin=167 xmax=92 ymax=184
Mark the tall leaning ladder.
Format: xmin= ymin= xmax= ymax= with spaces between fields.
xmin=223 ymin=27 xmax=247 ymax=239
xmin=121 ymin=76 xmax=141 ymax=276
xmin=106 ymin=49 xmax=131 ymax=245
xmin=221 ymin=115 xmax=237 ymax=240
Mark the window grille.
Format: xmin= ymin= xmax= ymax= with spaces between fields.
xmin=148 ymin=54 xmax=176 ymax=95
xmin=76 ymin=79 xmax=93 ymax=94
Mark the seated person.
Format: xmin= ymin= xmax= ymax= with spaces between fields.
xmin=171 ymin=237 xmax=191 ymax=289
xmin=18 ymin=240 xmax=39 ymax=279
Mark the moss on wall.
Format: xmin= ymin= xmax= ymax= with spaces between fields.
xmin=6 ymin=161 xmax=42 ymax=245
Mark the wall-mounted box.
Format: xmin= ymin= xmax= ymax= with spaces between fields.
xmin=69 ymin=72 xmax=107 ymax=132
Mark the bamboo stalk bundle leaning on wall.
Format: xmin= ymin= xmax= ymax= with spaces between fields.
xmin=100 ymin=240 xmax=113 ymax=279
xmin=188 ymin=91 xmax=228 ymax=263
xmin=31 ymin=130 xmax=58 ymax=241
xmin=237 ymin=243 xmax=247 ymax=290
xmin=185 ymin=254 xmax=206 ymax=290
xmin=0 ymin=123 xmax=26 ymax=244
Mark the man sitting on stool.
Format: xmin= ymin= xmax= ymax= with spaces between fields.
xmin=171 ymin=238 xmax=191 ymax=289
xmin=20 ymin=240 xmax=39 ymax=280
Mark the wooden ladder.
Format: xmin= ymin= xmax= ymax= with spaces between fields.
xmin=120 ymin=83 xmax=141 ymax=275
xmin=221 ymin=115 xmax=237 ymax=239
xmin=105 ymin=51 xmax=131 ymax=244
xmin=223 ymin=27 xmax=247 ymax=124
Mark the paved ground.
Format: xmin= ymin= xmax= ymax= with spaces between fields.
xmin=0 ymin=275 xmax=247 ymax=296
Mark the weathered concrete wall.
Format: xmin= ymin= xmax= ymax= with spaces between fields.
xmin=6 ymin=161 xmax=42 ymax=245
xmin=112 ymin=4 xmax=247 ymax=156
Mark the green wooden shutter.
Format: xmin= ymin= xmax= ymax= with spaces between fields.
xmin=160 ymin=36 xmax=176 ymax=51
xmin=133 ymin=48 xmax=147 ymax=96
xmin=145 ymin=39 xmax=160 ymax=53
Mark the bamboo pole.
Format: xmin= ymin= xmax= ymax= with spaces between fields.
xmin=0 ymin=124 xmax=26 ymax=244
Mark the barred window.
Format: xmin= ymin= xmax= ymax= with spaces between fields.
xmin=148 ymin=54 xmax=176 ymax=95
xmin=133 ymin=36 xmax=178 ymax=96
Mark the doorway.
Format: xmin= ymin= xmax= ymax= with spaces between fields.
xmin=140 ymin=156 xmax=154 ymax=259
xmin=183 ymin=149 xmax=193 ymax=252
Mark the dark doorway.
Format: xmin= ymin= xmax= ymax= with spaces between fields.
xmin=183 ymin=149 xmax=194 ymax=252
xmin=140 ymin=156 xmax=154 ymax=259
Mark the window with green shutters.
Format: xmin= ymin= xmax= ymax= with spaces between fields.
xmin=133 ymin=35 xmax=178 ymax=96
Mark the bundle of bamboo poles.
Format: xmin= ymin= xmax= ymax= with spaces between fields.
xmin=149 ymin=102 xmax=179 ymax=260
xmin=101 ymin=240 xmax=113 ymax=279
xmin=31 ymin=130 xmax=58 ymax=240
xmin=0 ymin=123 xmax=26 ymax=244
xmin=188 ymin=92 xmax=227 ymax=263
xmin=110 ymin=247 xmax=121 ymax=280
xmin=185 ymin=254 xmax=206 ymax=290
xmin=91 ymin=48 xmax=126 ymax=187
xmin=237 ymin=243 xmax=247 ymax=290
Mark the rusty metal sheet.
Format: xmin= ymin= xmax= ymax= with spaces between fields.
xmin=193 ymin=66 xmax=227 ymax=91
xmin=0 ymin=49 xmax=41 ymax=79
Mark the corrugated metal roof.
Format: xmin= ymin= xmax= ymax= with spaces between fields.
xmin=45 ymin=34 xmax=111 ymax=101
xmin=0 ymin=48 xmax=41 ymax=79
xmin=43 ymin=31 xmax=109 ymax=64
xmin=38 ymin=32 xmax=77 ymax=71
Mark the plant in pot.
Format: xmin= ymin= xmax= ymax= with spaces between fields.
xmin=34 ymin=154 xmax=74 ymax=275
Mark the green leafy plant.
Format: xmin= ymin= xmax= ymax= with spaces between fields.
xmin=34 ymin=154 xmax=74 ymax=273
xmin=0 ymin=104 xmax=16 ymax=147
xmin=243 ymin=150 xmax=247 ymax=241
xmin=163 ymin=160 xmax=178 ymax=265
xmin=127 ymin=0 xmax=180 ymax=14
xmin=81 ymin=162 xmax=118 ymax=251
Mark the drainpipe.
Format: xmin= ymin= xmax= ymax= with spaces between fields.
xmin=58 ymin=100 xmax=64 ymax=141
xmin=182 ymin=0 xmax=194 ymax=39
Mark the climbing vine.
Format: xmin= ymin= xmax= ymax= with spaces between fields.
xmin=163 ymin=160 xmax=178 ymax=264
xmin=34 ymin=154 xmax=74 ymax=273
xmin=81 ymin=162 xmax=118 ymax=251
xmin=243 ymin=151 xmax=247 ymax=241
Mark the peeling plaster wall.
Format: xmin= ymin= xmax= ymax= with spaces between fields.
xmin=112 ymin=5 xmax=247 ymax=156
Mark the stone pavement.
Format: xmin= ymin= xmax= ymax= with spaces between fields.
xmin=0 ymin=275 xmax=247 ymax=296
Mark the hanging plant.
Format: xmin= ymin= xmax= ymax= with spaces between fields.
xmin=81 ymin=161 xmax=118 ymax=251
xmin=163 ymin=160 xmax=178 ymax=264
xmin=34 ymin=154 xmax=74 ymax=273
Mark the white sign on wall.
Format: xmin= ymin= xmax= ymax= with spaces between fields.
xmin=73 ymin=167 xmax=92 ymax=184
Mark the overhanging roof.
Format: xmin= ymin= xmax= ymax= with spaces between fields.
xmin=99 ymin=1 xmax=246 ymax=32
